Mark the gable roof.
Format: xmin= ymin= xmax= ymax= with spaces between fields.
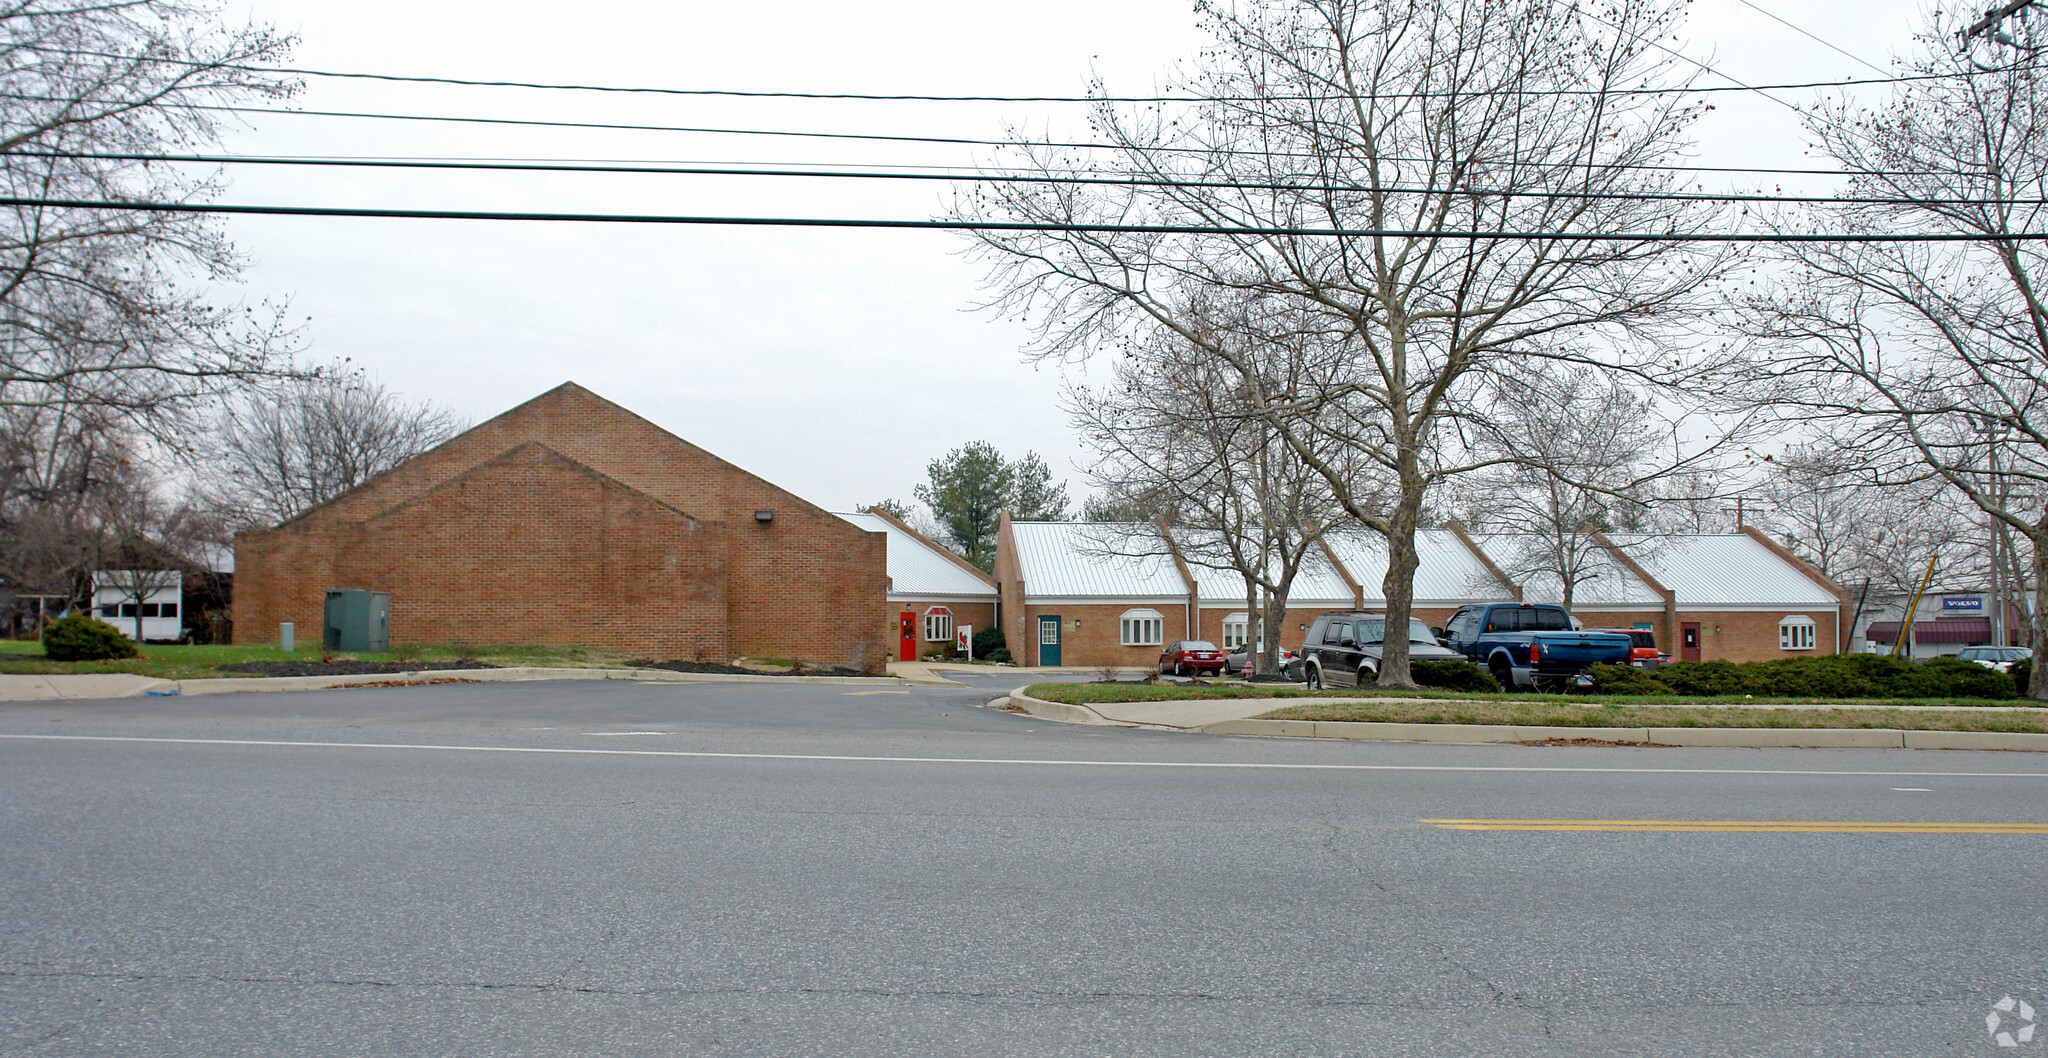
xmin=1322 ymin=528 xmax=1517 ymax=606
xmin=1009 ymin=521 xmax=1190 ymax=599
xmin=1470 ymin=533 xmax=1665 ymax=607
xmin=1171 ymin=528 xmax=1356 ymax=607
xmin=270 ymin=382 xmax=850 ymax=535
xmin=1605 ymin=533 xmax=1844 ymax=607
xmin=837 ymin=513 xmax=997 ymax=598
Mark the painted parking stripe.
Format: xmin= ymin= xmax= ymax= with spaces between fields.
xmin=1426 ymin=818 xmax=2048 ymax=833
xmin=0 ymin=733 xmax=2045 ymax=779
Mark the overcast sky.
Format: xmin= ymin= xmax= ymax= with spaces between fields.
xmin=207 ymin=0 xmax=1933 ymax=514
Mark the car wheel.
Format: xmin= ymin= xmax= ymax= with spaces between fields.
xmin=1358 ymin=663 xmax=1377 ymax=688
xmin=1305 ymin=664 xmax=1323 ymax=690
xmin=1490 ymin=659 xmax=1514 ymax=692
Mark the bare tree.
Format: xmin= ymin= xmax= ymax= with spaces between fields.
xmin=198 ymin=370 xmax=466 ymax=529
xmin=959 ymin=0 xmax=1721 ymax=686
xmin=1725 ymin=5 xmax=2048 ymax=697
xmin=1756 ymin=448 xmax=1969 ymax=596
xmin=1069 ymin=319 xmax=1360 ymax=676
xmin=0 ymin=400 xmax=132 ymax=605
xmin=1 ymin=1 xmax=303 ymax=434
xmin=1450 ymin=364 xmax=1664 ymax=610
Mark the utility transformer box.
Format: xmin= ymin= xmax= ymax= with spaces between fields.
xmin=322 ymin=589 xmax=391 ymax=653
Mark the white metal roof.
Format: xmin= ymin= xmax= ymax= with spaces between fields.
xmin=1173 ymin=529 xmax=1356 ymax=607
xmin=836 ymin=513 xmax=996 ymax=599
xmin=1010 ymin=521 xmax=1190 ymax=599
xmin=1605 ymin=533 xmax=1841 ymax=607
xmin=1471 ymin=533 xmax=1664 ymax=607
xmin=1321 ymin=528 xmax=1513 ymax=606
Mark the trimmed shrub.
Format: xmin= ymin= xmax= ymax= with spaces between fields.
xmin=1641 ymin=652 xmax=2012 ymax=700
xmin=1654 ymin=659 xmax=1753 ymax=696
xmin=1587 ymin=663 xmax=1671 ymax=696
xmin=986 ymin=647 xmax=1012 ymax=663
xmin=42 ymin=614 xmax=139 ymax=662
xmin=1891 ymin=656 xmax=2016 ymax=700
xmin=972 ymin=626 xmax=1006 ymax=658
xmin=1410 ymin=659 xmax=1499 ymax=692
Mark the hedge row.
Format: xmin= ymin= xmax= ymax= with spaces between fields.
xmin=1588 ymin=653 xmax=2022 ymax=700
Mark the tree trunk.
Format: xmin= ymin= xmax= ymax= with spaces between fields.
xmin=2029 ymin=527 xmax=2047 ymax=702
xmin=1375 ymin=491 xmax=1424 ymax=690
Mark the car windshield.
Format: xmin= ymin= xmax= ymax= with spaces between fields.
xmin=1356 ymin=618 xmax=1438 ymax=645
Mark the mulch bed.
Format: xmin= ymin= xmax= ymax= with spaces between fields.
xmin=214 ymin=660 xmax=496 ymax=677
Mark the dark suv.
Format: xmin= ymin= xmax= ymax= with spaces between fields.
xmin=1300 ymin=611 xmax=1464 ymax=690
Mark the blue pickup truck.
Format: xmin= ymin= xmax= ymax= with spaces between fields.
xmin=1435 ymin=603 xmax=1632 ymax=692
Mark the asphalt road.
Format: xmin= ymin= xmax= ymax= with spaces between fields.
xmin=1 ymin=673 xmax=2044 ymax=1057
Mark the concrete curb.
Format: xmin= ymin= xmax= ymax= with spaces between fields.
xmin=174 ymin=667 xmax=910 ymax=695
xmin=1002 ymin=689 xmax=2048 ymax=752
xmin=0 ymin=666 xmax=910 ymax=701
xmin=1002 ymin=687 xmax=1114 ymax=725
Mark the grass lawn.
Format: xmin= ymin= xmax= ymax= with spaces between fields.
xmin=1020 ymin=681 xmax=2048 ymax=733
xmin=0 ymin=639 xmax=656 ymax=681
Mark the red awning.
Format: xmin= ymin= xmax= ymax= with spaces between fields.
xmin=1864 ymin=617 xmax=1992 ymax=645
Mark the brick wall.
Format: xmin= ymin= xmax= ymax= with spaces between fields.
xmin=1672 ymin=609 xmax=1844 ymax=663
xmin=881 ymin=600 xmax=998 ymax=658
xmin=1015 ymin=602 xmax=1193 ymax=669
xmin=234 ymin=385 xmax=890 ymax=672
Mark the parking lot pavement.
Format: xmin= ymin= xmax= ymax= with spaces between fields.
xmin=3 ymin=679 xmax=2045 ymax=1057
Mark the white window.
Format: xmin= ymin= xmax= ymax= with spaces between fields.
xmin=1120 ymin=608 xmax=1164 ymax=646
xmin=1221 ymin=613 xmax=1250 ymax=650
xmin=923 ymin=607 xmax=953 ymax=643
xmin=1779 ymin=615 xmax=1816 ymax=651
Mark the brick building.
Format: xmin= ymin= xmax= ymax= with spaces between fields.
xmin=1471 ymin=530 xmax=1851 ymax=663
xmin=995 ymin=517 xmax=1848 ymax=668
xmin=836 ymin=510 xmax=999 ymax=661
xmin=234 ymin=383 xmax=891 ymax=672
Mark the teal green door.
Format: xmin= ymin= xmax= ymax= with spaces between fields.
xmin=1038 ymin=615 xmax=1061 ymax=666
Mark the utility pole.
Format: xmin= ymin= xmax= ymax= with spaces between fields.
xmin=1720 ymin=496 xmax=1755 ymax=530
xmin=1964 ymin=0 xmax=2042 ymax=42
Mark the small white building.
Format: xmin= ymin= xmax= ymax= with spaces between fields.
xmin=92 ymin=570 xmax=185 ymax=642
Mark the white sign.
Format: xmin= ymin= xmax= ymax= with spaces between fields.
xmin=955 ymin=624 xmax=973 ymax=658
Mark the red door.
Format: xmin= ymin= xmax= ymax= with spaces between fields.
xmin=1680 ymin=622 xmax=1702 ymax=663
xmin=898 ymin=612 xmax=917 ymax=662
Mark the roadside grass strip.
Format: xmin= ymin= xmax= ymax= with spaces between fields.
xmin=1425 ymin=818 xmax=2048 ymax=833
xmin=1021 ymin=682 xmax=2045 ymax=722
xmin=1252 ymin=700 xmax=2048 ymax=733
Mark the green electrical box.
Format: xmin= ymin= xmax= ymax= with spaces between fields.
xmin=322 ymin=589 xmax=390 ymax=653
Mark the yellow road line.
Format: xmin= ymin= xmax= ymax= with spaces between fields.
xmin=1425 ymin=818 xmax=2048 ymax=833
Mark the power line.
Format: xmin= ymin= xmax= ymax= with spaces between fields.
xmin=3 ymin=98 xmax=1965 ymax=180
xmin=21 ymin=149 xmax=2048 ymax=209
xmin=30 ymin=48 xmax=2042 ymax=101
xmin=1734 ymin=0 xmax=1892 ymax=78
xmin=4 ymin=195 xmax=2044 ymax=241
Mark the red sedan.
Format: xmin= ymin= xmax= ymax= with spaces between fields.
xmin=1158 ymin=640 xmax=1226 ymax=677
